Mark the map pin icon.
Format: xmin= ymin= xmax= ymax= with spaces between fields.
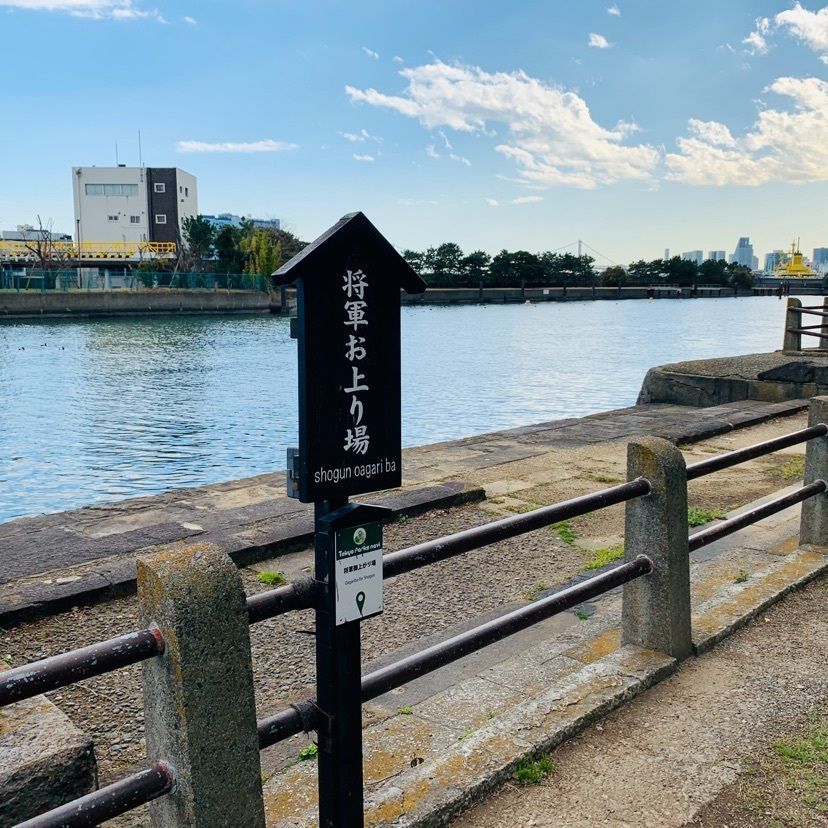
xmin=356 ymin=591 xmax=366 ymax=616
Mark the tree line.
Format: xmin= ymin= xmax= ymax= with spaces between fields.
xmin=161 ymin=215 xmax=307 ymax=277
xmin=402 ymin=243 xmax=755 ymax=289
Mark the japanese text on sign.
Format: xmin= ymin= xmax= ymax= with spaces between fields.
xmin=343 ymin=269 xmax=370 ymax=457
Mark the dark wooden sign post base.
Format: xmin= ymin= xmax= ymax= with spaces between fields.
xmin=275 ymin=213 xmax=426 ymax=826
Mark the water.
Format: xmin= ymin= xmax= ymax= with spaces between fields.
xmin=0 ymin=297 xmax=790 ymax=522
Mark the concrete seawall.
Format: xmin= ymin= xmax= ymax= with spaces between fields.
xmin=0 ymin=288 xmax=281 ymax=319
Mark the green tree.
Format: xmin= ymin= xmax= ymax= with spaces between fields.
xmin=601 ymin=265 xmax=627 ymax=287
xmin=430 ymin=242 xmax=464 ymax=286
xmin=242 ymin=230 xmax=282 ymax=283
xmin=215 ymin=225 xmax=245 ymax=273
xmin=402 ymin=249 xmax=425 ymax=274
xmin=461 ymin=250 xmax=491 ymax=285
xmin=181 ymin=216 xmax=216 ymax=270
xmin=726 ymin=262 xmax=754 ymax=289
xmin=489 ymin=249 xmax=518 ymax=286
xmin=698 ymin=258 xmax=728 ymax=285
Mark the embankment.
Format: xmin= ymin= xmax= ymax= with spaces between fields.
xmin=0 ymin=289 xmax=280 ymax=319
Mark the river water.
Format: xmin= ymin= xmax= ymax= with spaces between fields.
xmin=0 ymin=297 xmax=791 ymax=522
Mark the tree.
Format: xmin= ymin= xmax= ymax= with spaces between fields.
xmin=215 ymin=225 xmax=246 ymax=273
xmin=402 ymin=249 xmax=425 ymax=274
xmin=20 ymin=216 xmax=72 ymax=274
xmin=726 ymin=262 xmax=754 ymax=289
xmin=698 ymin=258 xmax=728 ymax=285
xmin=489 ymin=249 xmax=518 ymax=286
xmin=180 ymin=215 xmax=216 ymax=271
xmin=430 ymin=242 xmax=464 ymax=286
xmin=663 ymin=256 xmax=698 ymax=287
xmin=241 ymin=230 xmax=282 ymax=283
xmin=461 ymin=250 xmax=491 ymax=285
xmin=601 ymin=265 xmax=627 ymax=287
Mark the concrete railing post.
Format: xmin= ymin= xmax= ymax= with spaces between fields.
xmin=783 ymin=297 xmax=802 ymax=351
xmin=621 ymin=437 xmax=693 ymax=660
xmin=800 ymin=396 xmax=828 ymax=546
xmin=138 ymin=543 xmax=265 ymax=828
xmin=819 ymin=297 xmax=828 ymax=350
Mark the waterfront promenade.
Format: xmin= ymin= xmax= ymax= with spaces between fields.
xmin=3 ymin=398 xmax=824 ymax=827
xmin=0 ymin=395 xmax=805 ymax=627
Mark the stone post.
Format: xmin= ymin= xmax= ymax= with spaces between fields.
xmin=621 ymin=437 xmax=693 ymax=660
xmin=819 ymin=297 xmax=828 ymax=351
xmin=783 ymin=297 xmax=802 ymax=352
xmin=138 ymin=543 xmax=265 ymax=828
xmin=800 ymin=396 xmax=828 ymax=546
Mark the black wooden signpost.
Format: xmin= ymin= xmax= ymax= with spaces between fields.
xmin=275 ymin=212 xmax=426 ymax=827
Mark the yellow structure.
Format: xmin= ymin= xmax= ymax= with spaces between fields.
xmin=775 ymin=239 xmax=816 ymax=278
xmin=0 ymin=240 xmax=176 ymax=261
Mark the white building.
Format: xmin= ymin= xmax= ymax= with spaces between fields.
xmin=708 ymin=250 xmax=726 ymax=262
xmin=72 ymin=165 xmax=197 ymax=247
xmin=681 ymin=250 xmax=704 ymax=266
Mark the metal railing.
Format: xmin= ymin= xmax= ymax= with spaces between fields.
xmin=3 ymin=400 xmax=827 ymax=827
xmin=783 ymin=297 xmax=828 ymax=351
xmin=0 ymin=240 xmax=176 ymax=261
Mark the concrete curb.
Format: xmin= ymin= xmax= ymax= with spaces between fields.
xmin=0 ymin=482 xmax=484 ymax=628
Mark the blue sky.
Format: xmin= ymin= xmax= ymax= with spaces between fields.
xmin=1 ymin=0 xmax=827 ymax=265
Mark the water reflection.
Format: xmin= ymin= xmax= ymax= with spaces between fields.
xmin=0 ymin=297 xmax=789 ymax=521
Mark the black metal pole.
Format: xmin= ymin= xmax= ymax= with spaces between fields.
xmin=314 ymin=497 xmax=365 ymax=828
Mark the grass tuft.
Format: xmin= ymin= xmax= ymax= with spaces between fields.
xmin=257 ymin=571 xmax=287 ymax=586
xmin=553 ymin=520 xmax=577 ymax=544
xmin=513 ymin=756 xmax=555 ymax=784
xmin=584 ymin=545 xmax=624 ymax=571
xmin=524 ymin=583 xmax=549 ymax=601
xmin=777 ymin=455 xmax=806 ymax=481
xmin=687 ymin=506 xmax=726 ymax=527
xmin=397 ymin=706 xmax=413 ymax=715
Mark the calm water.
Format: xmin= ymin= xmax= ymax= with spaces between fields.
xmin=0 ymin=297 xmax=789 ymax=522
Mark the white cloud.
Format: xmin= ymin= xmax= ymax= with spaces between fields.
xmin=346 ymin=60 xmax=659 ymax=189
xmin=588 ymin=32 xmax=611 ymax=48
xmin=666 ymin=76 xmax=828 ymax=185
xmin=512 ymin=195 xmax=543 ymax=203
xmin=607 ymin=4 xmax=621 ymax=16
xmin=341 ymin=129 xmax=382 ymax=143
xmin=393 ymin=55 xmax=404 ymax=63
xmin=0 ymin=0 xmax=164 ymax=20
xmin=450 ymin=153 xmax=471 ymax=166
xmin=425 ymin=144 xmax=440 ymax=159
xmin=743 ymin=29 xmax=769 ymax=54
xmin=183 ymin=15 xmax=196 ymax=24
xmin=353 ymin=153 xmax=375 ymax=162
xmin=776 ymin=3 xmax=828 ymax=59
xmin=361 ymin=46 xmax=380 ymax=59
xmin=177 ymin=139 xmax=297 ymax=153
xmin=484 ymin=197 xmax=500 ymax=207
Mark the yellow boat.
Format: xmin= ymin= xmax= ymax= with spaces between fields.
xmin=775 ymin=239 xmax=816 ymax=278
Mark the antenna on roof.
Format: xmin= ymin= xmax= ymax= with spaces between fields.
xmin=115 ymin=143 xmax=119 ymax=166
xmin=138 ymin=129 xmax=143 ymax=169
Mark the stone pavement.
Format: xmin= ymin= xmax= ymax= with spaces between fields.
xmin=0 ymin=397 xmax=806 ymax=626
xmin=259 ymin=489 xmax=828 ymax=828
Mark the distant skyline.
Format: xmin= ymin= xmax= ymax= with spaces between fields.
xmin=1 ymin=1 xmax=827 ymax=264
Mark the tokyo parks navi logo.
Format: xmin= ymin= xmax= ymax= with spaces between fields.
xmin=353 ymin=527 xmax=367 ymax=546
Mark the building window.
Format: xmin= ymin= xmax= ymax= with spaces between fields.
xmin=153 ymin=183 xmax=166 ymax=193
xmin=155 ymin=214 xmax=167 ymax=224
xmin=84 ymin=183 xmax=138 ymax=197
xmin=185 ymin=187 xmax=189 ymax=197
xmin=130 ymin=215 xmax=141 ymax=224
xmin=107 ymin=214 xmax=119 ymax=222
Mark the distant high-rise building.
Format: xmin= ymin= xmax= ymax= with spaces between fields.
xmin=729 ymin=237 xmax=754 ymax=269
xmin=708 ymin=250 xmax=726 ymax=262
xmin=681 ymin=250 xmax=704 ymax=266
xmin=765 ymin=250 xmax=785 ymax=273
xmin=813 ymin=247 xmax=828 ymax=273
xmin=664 ymin=248 xmax=670 ymax=260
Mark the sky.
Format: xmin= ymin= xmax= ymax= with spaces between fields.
xmin=1 ymin=0 xmax=827 ymax=265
